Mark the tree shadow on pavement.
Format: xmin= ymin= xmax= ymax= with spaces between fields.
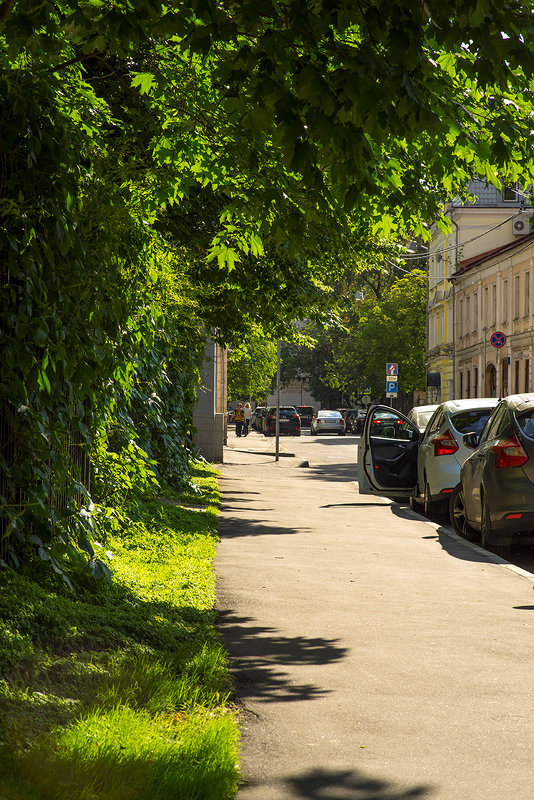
xmin=273 ymin=767 xmax=433 ymax=798
xmin=217 ymin=610 xmax=347 ymax=704
xmin=218 ymin=515 xmax=310 ymax=538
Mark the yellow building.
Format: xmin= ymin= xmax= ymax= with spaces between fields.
xmin=426 ymin=180 xmax=530 ymax=401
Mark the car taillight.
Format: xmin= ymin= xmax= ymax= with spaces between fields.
xmin=433 ymin=430 xmax=458 ymax=456
xmin=492 ymin=434 xmax=528 ymax=469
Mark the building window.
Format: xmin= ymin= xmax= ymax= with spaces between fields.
xmin=474 ymin=367 xmax=478 ymax=398
xmin=473 ymin=293 xmax=478 ymax=331
xmin=525 ymin=360 xmax=530 ymax=392
xmin=514 ymin=275 xmax=520 ymax=319
xmin=502 ymin=280 xmax=508 ymax=323
xmin=502 ymin=360 xmax=509 ymax=396
xmin=458 ymin=299 xmax=463 ymax=337
xmin=459 ymin=371 xmax=463 ymax=398
xmin=515 ymin=360 xmax=520 ymax=392
xmin=491 ymin=284 xmax=497 ymax=326
xmin=466 ymin=369 xmax=471 ymax=398
xmin=465 ymin=296 xmax=470 ymax=335
xmin=483 ymin=286 xmax=489 ymax=328
xmin=502 ymin=182 xmax=520 ymax=202
xmin=525 ymin=272 xmax=530 ymax=317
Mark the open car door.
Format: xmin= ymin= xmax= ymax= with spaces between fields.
xmin=358 ymin=405 xmax=420 ymax=499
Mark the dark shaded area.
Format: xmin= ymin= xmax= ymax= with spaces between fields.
xmin=217 ymin=610 xmax=347 ymax=704
xmin=245 ymin=766 xmax=434 ymax=799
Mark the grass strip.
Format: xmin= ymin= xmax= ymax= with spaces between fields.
xmin=0 ymin=462 xmax=240 ymax=800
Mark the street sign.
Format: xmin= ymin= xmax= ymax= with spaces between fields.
xmin=386 ymin=363 xmax=398 ymax=375
xmin=387 ymin=375 xmax=398 ymax=382
xmin=490 ymin=331 xmax=507 ymax=348
xmin=386 ymin=381 xmax=398 ymax=395
xmin=362 ymin=386 xmax=371 ymax=395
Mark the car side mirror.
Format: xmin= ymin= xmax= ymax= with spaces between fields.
xmin=463 ymin=431 xmax=478 ymax=449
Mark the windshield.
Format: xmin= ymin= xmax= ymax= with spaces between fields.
xmin=451 ymin=409 xmax=494 ymax=435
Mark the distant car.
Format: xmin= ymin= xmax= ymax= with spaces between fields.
xmin=358 ymin=398 xmax=499 ymax=515
xmin=311 ymin=410 xmax=346 ymax=436
xmin=250 ymin=406 xmax=265 ymax=430
xmin=406 ymin=404 xmax=438 ymax=433
xmin=295 ymin=405 xmax=316 ymax=427
xmin=343 ymin=409 xmax=359 ymax=433
xmin=450 ymin=394 xmax=534 ymax=557
xmin=354 ymin=408 xmax=368 ymax=434
xmin=263 ymin=406 xmax=301 ymax=436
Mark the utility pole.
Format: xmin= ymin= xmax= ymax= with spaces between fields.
xmin=275 ymin=340 xmax=281 ymax=462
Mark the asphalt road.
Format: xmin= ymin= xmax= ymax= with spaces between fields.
xmin=216 ymin=428 xmax=534 ymax=800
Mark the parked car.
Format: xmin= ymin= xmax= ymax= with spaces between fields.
xmin=406 ymin=404 xmax=438 ymax=433
xmin=449 ymin=394 xmax=534 ymax=557
xmin=295 ymin=405 xmax=316 ymax=427
xmin=358 ymin=398 xmax=499 ymax=515
xmin=263 ymin=406 xmax=301 ymax=436
xmin=311 ymin=409 xmax=346 ymax=436
xmin=343 ymin=409 xmax=360 ymax=433
xmin=250 ymin=406 xmax=265 ymax=430
xmin=353 ymin=408 xmax=368 ymax=434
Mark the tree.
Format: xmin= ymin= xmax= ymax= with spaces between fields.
xmin=227 ymin=335 xmax=278 ymax=404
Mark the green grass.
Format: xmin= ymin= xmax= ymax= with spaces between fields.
xmin=0 ymin=462 xmax=240 ymax=800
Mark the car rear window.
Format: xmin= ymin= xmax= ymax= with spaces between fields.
xmin=515 ymin=408 xmax=534 ymax=438
xmin=319 ymin=411 xmax=342 ymax=418
xmin=451 ymin=409 xmax=494 ymax=435
xmin=296 ymin=406 xmax=314 ymax=414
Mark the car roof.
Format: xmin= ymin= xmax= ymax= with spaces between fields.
xmin=411 ymin=404 xmax=438 ymax=413
xmin=503 ymin=393 xmax=534 ymax=411
xmin=439 ymin=398 xmax=498 ymax=412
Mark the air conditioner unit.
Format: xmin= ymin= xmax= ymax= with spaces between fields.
xmin=512 ymin=214 xmax=532 ymax=235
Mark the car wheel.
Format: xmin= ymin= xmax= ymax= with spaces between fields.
xmin=449 ymin=483 xmax=477 ymax=541
xmin=409 ymin=495 xmax=422 ymax=512
xmin=423 ymin=480 xmax=433 ymax=518
xmin=480 ymin=494 xmax=510 ymax=558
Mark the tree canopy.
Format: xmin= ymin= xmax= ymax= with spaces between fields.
xmin=2 ymin=1 xmax=534 ymax=575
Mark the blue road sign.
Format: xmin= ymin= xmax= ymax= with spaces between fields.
xmin=386 ymin=381 xmax=398 ymax=394
xmin=386 ymin=363 xmax=398 ymax=375
xmin=490 ymin=331 xmax=506 ymax=348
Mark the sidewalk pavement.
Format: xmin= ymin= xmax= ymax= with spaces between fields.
xmin=215 ymin=434 xmax=534 ymax=800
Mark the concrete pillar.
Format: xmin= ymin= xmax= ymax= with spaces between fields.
xmin=192 ymin=338 xmax=226 ymax=463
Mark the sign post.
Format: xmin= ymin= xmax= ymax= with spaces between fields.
xmin=385 ymin=363 xmax=398 ymax=406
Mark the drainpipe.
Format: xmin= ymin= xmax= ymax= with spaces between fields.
xmin=449 ymin=212 xmax=460 ymax=399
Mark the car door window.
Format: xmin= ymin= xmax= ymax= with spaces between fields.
xmin=424 ymin=409 xmax=444 ymax=439
xmin=478 ymin=403 xmax=506 ymax=444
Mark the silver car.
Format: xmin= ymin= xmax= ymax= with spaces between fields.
xmin=311 ymin=410 xmax=346 ymax=436
xmin=358 ymin=399 xmax=499 ymax=515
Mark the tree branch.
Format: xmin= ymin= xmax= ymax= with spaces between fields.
xmin=0 ymin=0 xmax=16 ymax=23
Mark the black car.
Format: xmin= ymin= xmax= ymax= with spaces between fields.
xmin=295 ymin=405 xmax=316 ymax=427
xmin=450 ymin=393 xmax=534 ymax=557
xmin=263 ymin=406 xmax=301 ymax=436
xmin=343 ymin=408 xmax=363 ymax=434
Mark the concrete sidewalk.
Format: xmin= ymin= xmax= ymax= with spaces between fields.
xmin=215 ymin=436 xmax=534 ymax=800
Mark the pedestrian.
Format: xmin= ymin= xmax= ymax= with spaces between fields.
xmin=243 ymin=402 xmax=252 ymax=436
xmin=231 ymin=403 xmax=245 ymax=437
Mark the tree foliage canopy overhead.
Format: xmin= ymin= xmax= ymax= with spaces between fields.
xmin=2 ymin=0 xmax=534 ymax=576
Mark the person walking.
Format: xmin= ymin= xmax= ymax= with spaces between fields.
xmin=243 ymin=402 xmax=252 ymax=436
xmin=231 ymin=403 xmax=245 ymax=437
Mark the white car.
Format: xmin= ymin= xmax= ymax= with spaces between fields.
xmin=406 ymin=404 xmax=438 ymax=433
xmin=311 ymin=410 xmax=346 ymax=436
xmin=358 ymin=399 xmax=499 ymax=515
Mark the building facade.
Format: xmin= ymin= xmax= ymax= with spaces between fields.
xmin=426 ymin=180 xmax=529 ymax=402
xmin=452 ymin=232 xmax=534 ymax=399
